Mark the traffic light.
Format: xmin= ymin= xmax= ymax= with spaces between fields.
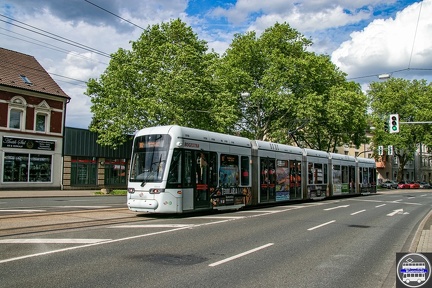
xmin=388 ymin=145 xmax=393 ymax=155
xmin=378 ymin=145 xmax=383 ymax=156
xmin=384 ymin=120 xmax=389 ymax=133
xmin=389 ymin=114 xmax=400 ymax=133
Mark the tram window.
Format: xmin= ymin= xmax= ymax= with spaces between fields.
xmin=314 ymin=163 xmax=324 ymax=184
xmin=184 ymin=151 xmax=193 ymax=187
xmin=323 ymin=164 xmax=328 ymax=184
xmin=333 ymin=165 xmax=341 ymax=184
xmin=369 ymin=168 xmax=376 ymax=184
xmin=307 ymin=163 xmax=324 ymax=184
xmin=349 ymin=166 xmax=355 ymax=185
xmin=220 ymin=154 xmax=239 ymax=187
xmin=167 ymin=149 xmax=181 ymax=185
xmin=342 ymin=166 xmax=349 ymax=183
xmin=276 ymin=160 xmax=289 ymax=191
xmin=241 ymin=156 xmax=250 ymax=186
xmin=196 ymin=152 xmax=208 ymax=184
xmin=209 ymin=152 xmax=218 ymax=187
xmin=362 ymin=168 xmax=368 ymax=184
xmin=289 ymin=161 xmax=301 ymax=186
xmin=308 ymin=163 xmax=313 ymax=184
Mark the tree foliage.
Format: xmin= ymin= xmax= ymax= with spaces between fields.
xmin=214 ymin=22 xmax=369 ymax=151
xmin=368 ymin=78 xmax=432 ymax=181
xmin=86 ymin=19 xmax=221 ymax=146
xmin=87 ymin=20 xmax=369 ymax=152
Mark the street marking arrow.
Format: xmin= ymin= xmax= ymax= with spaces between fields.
xmin=387 ymin=209 xmax=405 ymax=216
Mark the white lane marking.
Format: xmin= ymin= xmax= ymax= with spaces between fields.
xmin=407 ymin=197 xmax=415 ymax=199
xmin=56 ymin=206 xmax=111 ymax=209
xmin=352 ymin=199 xmax=421 ymax=206
xmin=0 ymin=209 xmax=46 ymax=213
xmin=324 ymin=205 xmax=350 ymax=211
xmin=307 ymin=220 xmax=336 ymax=231
xmin=209 ymin=243 xmax=274 ymax=267
xmin=350 ymin=209 xmax=366 ymax=215
xmin=376 ymin=204 xmax=386 ymax=208
xmin=194 ymin=216 xmax=245 ymax=219
xmin=239 ymin=209 xmax=293 ymax=213
xmin=111 ymin=224 xmax=194 ymax=228
xmin=0 ymin=226 xmax=191 ymax=264
xmin=303 ymin=202 xmax=328 ymax=206
xmin=387 ymin=209 xmax=406 ymax=216
xmin=0 ymin=239 xmax=110 ymax=244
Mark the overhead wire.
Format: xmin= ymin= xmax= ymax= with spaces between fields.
xmin=83 ymin=0 xmax=145 ymax=30
xmin=0 ymin=13 xmax=112 ymax=86
xmin=0 ymin=15 xmax=111 ymax=58
xmin=408 ymin=0 xmax=422 ymax=69
xmin=0 ymin=28 xmax=109 ymax=66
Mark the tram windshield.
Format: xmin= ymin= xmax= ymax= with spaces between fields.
xmin=129 ymin=134 xmax=171 ymax=183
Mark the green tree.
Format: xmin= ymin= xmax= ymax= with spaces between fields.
xmin=86 ymin=19 xmax=220 ymax=147
xmin=368 ymin=78 xmax=432 ymax=181
xmin=214 ymin=22 xmax=369 ymax=151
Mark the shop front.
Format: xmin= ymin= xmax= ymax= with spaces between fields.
xmin=0 ymin=134 xmax=62 ymax=189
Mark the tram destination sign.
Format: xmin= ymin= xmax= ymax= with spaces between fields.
xmin=2 ymin=136 xmax=55 ymax=151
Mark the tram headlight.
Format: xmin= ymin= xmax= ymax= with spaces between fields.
xmin=127 ymin=188 xmax=135 ymax=193
xmin=149 ymin=188 xmax=165 ymax=194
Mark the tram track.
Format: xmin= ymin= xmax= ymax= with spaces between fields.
xmin=0 ymin=208 xmax=145 ymax=237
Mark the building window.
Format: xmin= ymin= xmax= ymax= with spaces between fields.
xmin=71 ymin=157 xmax=97 ymax=186
xmin=104 ymin=159 xmax=127 ymax=185
xmin=20 ymin=74 xmax=33 ymax=85
xmin=3 ymin=153 xmax=52 ymax=182
xmin=9 ymin=109 xmax=22 ymax=129
xmin=29 ymin=155 xmax=52 ymax=182
xmin=8 ymin=96 xmax=27 ymax=130
xmin=35 ymin=113 xmax=47 ymax=132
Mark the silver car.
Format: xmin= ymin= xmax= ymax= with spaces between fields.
xmin=380 ymin=180 xmax=398 ymax=189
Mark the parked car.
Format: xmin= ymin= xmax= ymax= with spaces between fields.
xmin=408 ymin=181 xmax=420 ymax=189
xmin=398 ymin=181 xmax=410 ymax=189
xmin=419 ymin=182 xmax=431 ymax=189
xmin=380 ymin=180 xmax=398 ymax=189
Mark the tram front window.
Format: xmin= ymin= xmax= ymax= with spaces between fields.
xmin=129 ymin=134 xmax=170 ymax=183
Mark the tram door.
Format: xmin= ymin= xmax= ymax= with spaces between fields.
xmin=260 ymin=157 xmax=276 ymax=202
xmin=194 ymin=151 xmax=211 ymax=209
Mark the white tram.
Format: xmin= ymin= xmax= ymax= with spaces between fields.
xmin=127 ymin=125 xmax=376 ymax=213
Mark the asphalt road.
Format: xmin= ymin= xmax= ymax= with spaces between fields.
xmin=0 ymin=191 xmax=431 ymax=288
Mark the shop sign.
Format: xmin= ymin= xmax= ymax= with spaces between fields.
xmin=2 ymin=136 xmax=55 ymax=151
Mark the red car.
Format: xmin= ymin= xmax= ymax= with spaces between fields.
xmin=408 ymin=182 xmax=420 ymax=189
xmin=398 ymin=181 xmax=410 ymax=189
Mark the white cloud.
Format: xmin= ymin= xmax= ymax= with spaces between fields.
xmin=332 ymin=0 xmax=432 ymax=79
xmin=210 ymin=0 xmax=387 ymax=33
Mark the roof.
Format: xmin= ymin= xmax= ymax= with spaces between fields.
xmin=0 ymin=47 xmax=70 ymax=99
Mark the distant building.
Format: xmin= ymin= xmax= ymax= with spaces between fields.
xmin=62 ymin=127 xmax=132 ymax=191
xmin=0 ymin=48 xmax=70 ymax=190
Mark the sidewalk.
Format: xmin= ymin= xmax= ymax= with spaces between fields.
xmin=412 ymin=209 xmax=432 ymax=253
xmin=0 ymin=189 xmax=431 ymax=252
xmin=0 ymin=189 xmax=101 ymax=198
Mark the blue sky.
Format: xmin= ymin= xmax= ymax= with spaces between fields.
xmin=1 ymin=0 xmax=431 ymax=128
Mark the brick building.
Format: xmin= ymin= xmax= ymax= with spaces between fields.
xmin=0 ymin=48 xmax=70 ymax=190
